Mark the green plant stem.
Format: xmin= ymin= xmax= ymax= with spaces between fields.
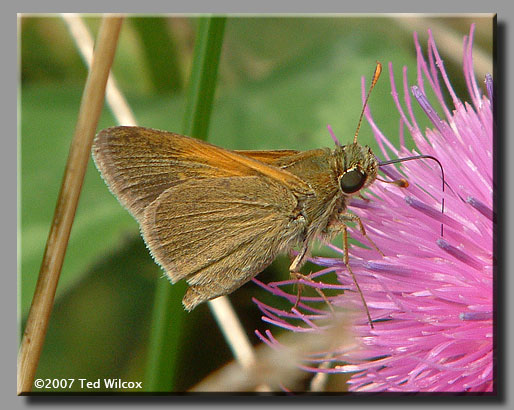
xmin=182 ymin=17 xmax=226 ymax=139
xmin=144 ymin=16 xmax=226 ymax=392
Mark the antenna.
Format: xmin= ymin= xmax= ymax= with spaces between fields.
xmin=378 ymin=155 xmax=446 ymax=237
xmin=354 ymin=62 xmax=382 ymax=144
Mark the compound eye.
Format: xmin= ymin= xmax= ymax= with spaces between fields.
xmin=340 ymin=168 xmax=367 ymax=194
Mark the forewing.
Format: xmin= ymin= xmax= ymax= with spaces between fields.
xmin=141 ymin=176 xmax=304 ymax=310
xmin=234 ymin=149 xmax=300 ymax=164
xmin=92 ymin=126 xmax=312 ymax=222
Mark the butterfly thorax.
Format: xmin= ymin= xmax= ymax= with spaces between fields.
xmin=272 ymin=143 xmax=378 ymax=242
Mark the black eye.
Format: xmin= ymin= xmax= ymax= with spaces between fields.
xmin=340 ymin=168 xmax=367 ymax=194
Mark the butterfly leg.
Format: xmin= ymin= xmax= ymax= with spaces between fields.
xmin=336 ymin=219 xmax=374 ymax=328
xmin=341 ymin=213 xmax=384 ymax=257
xmin=289 ymin=244 xmax=308 ymax=308
xmin=358 ymin=193 xmax=370 ymax=202
xmin=289 ymin=243 xmax=335 ymax=313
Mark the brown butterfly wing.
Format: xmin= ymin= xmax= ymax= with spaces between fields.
xmin=92 ymin=126 xmax=312 ymax=223
xmin=141 ymin=176 xmax=305 ymax=310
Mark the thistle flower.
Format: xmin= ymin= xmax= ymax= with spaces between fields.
xmin=253 ymin=24 xmax=494 ymax=392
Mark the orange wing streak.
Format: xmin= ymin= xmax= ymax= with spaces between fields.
xmin=176 ymin=139 xmax=311 ymax=194
xmin=233 ymin=149 xmax=300 ymax=164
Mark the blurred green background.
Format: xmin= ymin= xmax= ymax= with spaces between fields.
xmin=19 ymin=15 xmax=493 ymax=392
